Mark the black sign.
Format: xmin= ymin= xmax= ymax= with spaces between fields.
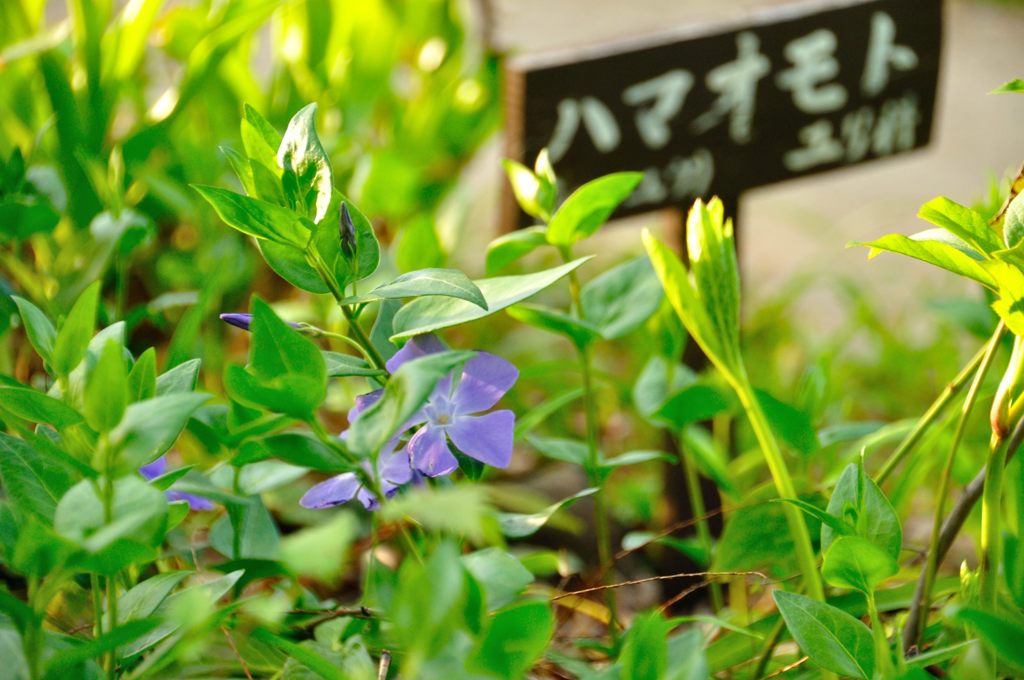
xmin=504 ymin=0 xmax=942 ymax=225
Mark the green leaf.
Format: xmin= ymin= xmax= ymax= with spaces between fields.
xmin=497 ymin=487 xmax=598 ymax=538
xmin=462 ymin=548 xmax=534 ymax=611
xmin=601 ymin=450 xmax=675 ymax=470
xmin=581 ymin=256 xmax=663 ymax=339
xmin=323 ymin=351 xmax=384 ymax=378
xmin=528 ymin=435 xmax=588 ymax=465
xmin=156 ymin=359 xmax=201 ymax=395
xmin=84 ymin=340 xmax=127 ymax=433
xmin=127 ymin=348 xmax=156 ymax=402
xmin=485 ymin=226 xmax=549 ymax=275
xmin=110 ymin=393 xmax=209 ymax=470
xmin=546 ymin=172 xmax=643 ymax=246
xmin=643 ymin=229 xmax=729 ymax=373
xmin=756 ymin=389 xmax=817 ymax=456
xmin=822 ymin=536 xmax=898 ymax=593
xmin=120 ymin=571 xmax=243 ymax=657
xmin=389 ymin=542 xmax=468 ymax=663
xmin=242 ymin=104 xmax=283 ymax=170
xmin=679 ymin=426 xmax=736 ymax=496
xmin=773 ymin=590 xmax=875 ymax=679
xmin=252 ymin=629 xmax=346 ymax=680
xmin=0 ymin=386 xmax=83 ymax=428
xmin=666 ymin=629 xmax=709 ymax=680
xmin=13 ymin=297 xmax=56 ymax=364
xmin=44 ymin=619 xmax=161 ymax=677
xmin=502 ymin=159 xmax=554 ymax=222
xmin=259 ymin=239 xmax=329 ymax=294
xmin=619 ymin=610 xmax=671 ymax=680
xmin=281 ymin=512 xmax=358 ymax=584
xmin=514 ymin=387 xmax=584 ymax=440
xmin=467 ymin=601 xmax=554 ymax=680
xmin=918 ymin=196 xmax=1002 ymax=255
xmin=851 ymin=233 xmax=997 ymax=288
xmin=823 ymin=463 xmax=902 ymax=560
xmin=347 ymin=351 xmax=471 ymax=456
xmin=391 ymin=257 xmax=591 ymax=340
xmin=1004 ymin=192 xmax=1024 ymax=248
xmin=381 ymin=485 xmax=496 ymax=545
xmin=114 ymin=571 xmax=190 ymax=625
xmin=55 ymin=476 xmax=167 ymax=555
xmin=0 ymin=432 xmax=77 ymax=522
xmin=990 ymin=78 xmax=1024 ymax=94
xmin=52 ymin=281 xmax=101 ymax=376
xmin=192 ymin=185 xmax=310 ymax=248
xmin=210 ymin=496 xmax=280 ymax=560
xmin=954 ymin=608 xmax=1024 ymax=670
xmin=773 ymin=498 xmax=854 ymax=539
xmin=506 ymin=303 xmax=601 ymax=348
xmin=312 ymin=194 xmax=380 ymax=288
xmin=654 ymin=384 xmax=730 ymax=429
xmin=343 ymin=268 xmax=487 ymax=309
xmin=988 ymin=260 xmax=1024 ymax=336
xmin=235 ymin=433 xmax=347 ymax=472
xmin=277 ymin=103 xmax=333 ymax=223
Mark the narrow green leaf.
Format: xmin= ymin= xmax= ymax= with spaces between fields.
xmin=323 ymin=351 xmax=384 ymax=378
xmin=252 ymin=628 xmax=346 ymax=680
xmin=497 ymin=488 xmax=598 ymax=538
xmin=52 ymin=281 xmax=101 ymax=376
xmin=127 ymin=348 xmax=156 ymax=402
xmin=851 ymin=233 xmax=997 ymax=288
xmin=990 ymin=78 xmax=1024 ymax=94
xmin=155 ymin=358 xmax=201 ymax=396
xmin=391 ymin=257 xmax=591 ymax=340
xmin=342 ymin=268 xmax=487 ymax=309
xmin=503 ymin=159 xmax=554 ymax=222
xmin=506 ymin=303 xmax=601 ymax=348
xmin=110 ymin=393 xmax=209 ymax=470
xmin=192 ymin=185 xmax=310 ymax=248
xmin=485 ymin=226 xmax=549 ymax=275
xmin=13 ymin=297 xmax=56 ymax=364
xmin=954 ymin=608 xmax=1024 ymax=669
xmin=84 ymin=340 xmax=128 ymax=432
xmin=0 ymin=386 xmax=83 ymax=428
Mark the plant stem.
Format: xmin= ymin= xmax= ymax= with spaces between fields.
xmin=866 ymin=591 xmax=893 ymax=677
xmin=735 ymin=383 xmax=824 ymax=601
xmin=305 ymin=248 xmax=389 ymax=375
xmin=907 ymin=322 xmax=1003 ymax=650
xmin=24 ymin=576 xmax=41 ymax=680
xmin=875 ymin=344 xmax=988 ymax=485
xmin=679 ymin=430 xmax=723 ymax=613
xmin=561 ymin=248 xmax=619 ymax=637
xmin=980 ymin=437 xmax=1008 ymax=608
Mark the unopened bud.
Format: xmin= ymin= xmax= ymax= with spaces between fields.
xmin=340 ymin=202 xmax=357 ymax=258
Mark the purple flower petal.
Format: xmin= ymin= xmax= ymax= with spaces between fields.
xmin=408 ymin=424 xmax=459 ymax=477
xmin=385 ymin=334 xmax=446 ymax=373
xmin=139 ymin=456 xmax=168 ymax=480
xmin=300 ymin=473 xmax=362 ymax=509
xmin=453 ymin=352 xmax=519 ymax=414
xmin=380 ymin=449 xmax=414 ymax=486
xmin=447 ymin=410 xmax=515 ymax=468
xmin=341 ymin=390 xmax=383 ymax=438
xmin=220 ymin=313 xmax=253 ymax=331
xmin=167 ymin=491 xmax=215 ymax=511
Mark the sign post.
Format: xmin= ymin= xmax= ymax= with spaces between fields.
xmin=504 ymin=0 xmax=942 ymax=231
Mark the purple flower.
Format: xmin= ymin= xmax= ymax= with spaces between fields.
xmin=346 ymin=335 xmax=518 ymax=478
xmin=139 ymin=456 xmax=214 ymax=511
xmin=300 ymin=441 xmax=414 ymax=510
xmin=219 ymin=312 xmax=302 ymax=331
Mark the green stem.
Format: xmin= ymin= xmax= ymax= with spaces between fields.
xmin=866 ymin=591 xmax=893 ymax=678
xmin=24 ymin=577 xmax=41 ymax=680
xmin=736 ymin=381 xmax=824 ymax=601
xmin=980 ymin=438 xmax=1008 ymax=608
xmin=679 ymin=429 xmax=723 ymax=613
xmin=561 ymin=247 xmax=619 ymax=637
xmin=876 ymin=343 xmax=988 ymax=485
xmin=911 ymin=322 xmax=1004 ymax=649
xmin=305 ymin=248 xmax=389 ymax=375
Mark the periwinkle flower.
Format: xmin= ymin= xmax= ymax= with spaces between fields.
xmin=300 ymin=441 xmax=414 ymax=510
xmin=139 ymin=456 xmax=214 ymax=510
xmin=347 ymin=335 xmax=518 ymax=478
xmin=219 ymin=313 xmax=302 ymax=331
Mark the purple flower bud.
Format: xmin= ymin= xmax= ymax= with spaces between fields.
xmin=340 ymin=202 xmax=357 ymax=258
xmin=220 ymin=312 xmax=303 ymax=331
xmin=220 ymin=313 xmax=253 ymax=331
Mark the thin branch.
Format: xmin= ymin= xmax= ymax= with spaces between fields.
xmin=377 ymin=650 xmax=392 ymax=680
xmin=550 ymin=570 xmax=769 ymax=601
xmin=221 ymin=626 xmax=254 ymax=680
